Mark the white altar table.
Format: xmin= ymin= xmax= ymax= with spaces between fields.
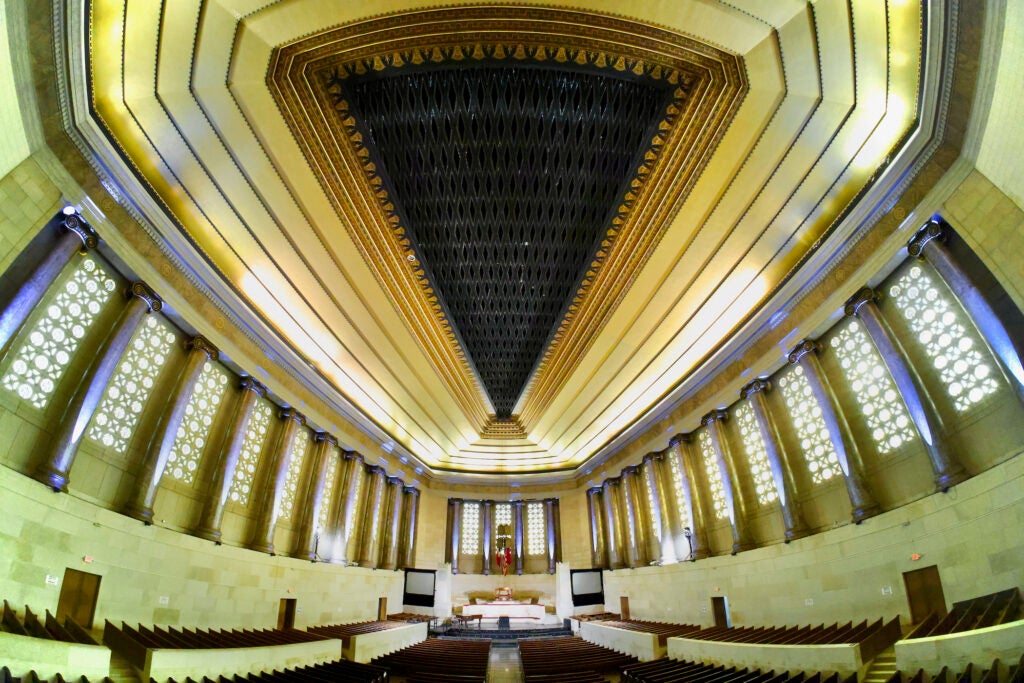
xmin=461 ymin=602 xmax=546 ymax=620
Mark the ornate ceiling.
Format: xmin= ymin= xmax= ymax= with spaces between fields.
xmin=81 ymin=1 xmax=927 ymax=480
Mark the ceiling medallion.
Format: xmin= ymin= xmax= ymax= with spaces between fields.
xmin=268 ymin=6 xmax=747 ymax=431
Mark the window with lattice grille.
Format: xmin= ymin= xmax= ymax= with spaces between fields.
xmin=317 ymin=450 xmax=340 ymax=532
xmin=87 ymin=315 xmax=176 ymax=453
xmin=166 ymin=361 xmax=230 ymax=484
xmin=777 ymin=365 xmax=841 ymax=484
xmin=734 ymin=402 xmax=778 ymax=505
xmin=889 ymin=264 xmax=999 ymax=412
xmin=830 ymin=319 xmax=917 ymax=455
xmin=461 ymin=501 xmax=480 ymax=554
xmin=228 ymin=397 xmax=274 ymax=505
xmin=667 ymin=453 xmax=692 ymax=529
xmin=280 ymin=426 xmax=312 ymax=520
xmin=526 ymin=502 xmax=545 ymax=555
xmin=696 ymin=429 xmax=728 ymax=519
xmin=2 ymin=256 xmax=116 ymax=409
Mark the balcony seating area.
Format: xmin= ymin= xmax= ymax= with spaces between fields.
xmin=102 ymin=622 xmax=326 ymax=651
xmin=596 ymin=620 xmax=701 ymax=643
xmin=885 ymin=653 xmax=1023 ymax=683
xmin=167 ymin=658 xmax=391 ymax=683
xmin=905 ymin=589 xmax=1021 ymax=639
xmin=2 ymin=602 xmax=98 ymax=646
xmin=370 ymin=637 xmax=490 ymax=681
xmin=384 ymin=613 xmax=429 ymax=623
xmin=620 ymin=658 xmax=850 ymax=683
xmin=519 ymin=636 xmax=637 ymax=681
xmin=1 ymin=667 xmax=111 ymax=683
xmin=306 ymin=621 xmax=409 ymax=643
xmin=575 ymin=613 xmax=620 ymax=622
xmin=684 ymin=618 xmax=897 ymax=646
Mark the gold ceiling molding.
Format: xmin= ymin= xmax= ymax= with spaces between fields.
xmin=267 ymin=6 xmax=747 ymax=431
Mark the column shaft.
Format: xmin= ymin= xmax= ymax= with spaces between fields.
xmin=398 ymin=487 xmax=420 ymax=569
xmin=125 ymin=336 xmax=217 ymax=523
xmin=481 ymin=500 xmax=493 ymax=575
xmin=358 ymin=466 xmax=388 ymax=568
xmin=34 ymin=282 xmax=160 ymax=491
xmin=339 ymin=454 xmax=367 ymax=564
xmin=846 ymin=288 xmax=967 ymax=489
xmin=545 ymin=498 xmax=557 ymax=574
xmin=643 ymin=454 xmax=673 ymax=563
xmin=672 ymin=434 xmax=711 ymax=559
xmin=703 ymin=410 xmax=755 ymax=554
xmin=450 ymin=498 xmax=463 ymax=574
xmin=513 ymin=500 xmax=525 ymax=575
xmin=295 ymin=433 xmax=336 ymax=561
xmin=0 ymin=211 xmax=97 ymax=356
xmin=587 ymin=487 xmax=607 ymax=569
xmin=380 ymin=476 xmax=404 ymax=570
xmin=742 ymin=379 xmax=809 ymax=541
xmin=601 ymin=479 xmax=625 ymax=568
xmin=249 ymin=408 xmax=304 ymax=554
xmin=620 ymin=465 xmax=645 ymax=567
xmin=910 ymin=223 xmax=1024 ymax=405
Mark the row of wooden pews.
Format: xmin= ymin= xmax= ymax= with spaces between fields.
xmin=620 ymin=658 xmax=853 ymax=683
xmin=168 ymin=658 xmax=390 ymax=683
xmin=103 ymin=621 xmax=326 ymax=651
xmin=2 ymin=601 xmax=99 ymax=646
xmin=885 ymin=654 xmax=1024 ymax=683
xmin=519 ymin=636 xmax=638 ymax=682
xmin=575 ymin=613 xmax=620 ymax=622
xmin=684 ymin=618 xmax=898 ymax=646
xmin=384 ymin=613 xmax=428 ymax=623
xmin=307 ymin=621 xmax=407 ymax=643
xmin=905 ymin=588 xmax=1021 ymax=640
xmin=1 ymin=667 xmax=110 ymax=683
xmin=371 ymin=638 xmax=490 ymax=682
xmin=596 ymin=620 xmax=700 ymax=643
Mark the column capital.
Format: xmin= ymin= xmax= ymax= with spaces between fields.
xmin=343 ymin=450 xmax=364 ymax=463
xmin=740 ymin=377 xmax=772 ymax=398
xmin=622 ymin=464 xmax=641 ymax=476
xmin=61 ymin=211 xmax=99 ymax=250
xmin=404 ymin=486 xmax=420 ymax=496
xmin=787 ymin=339 xmax=821 ymax=364
xmin=544 ymin=497 xmax=557 ymax=504
xmin=481 ymin=499 xmax=493 ymax=507
xmin=668 ymin=432 xmax=691 ymax=447
xmin=127 ymin=281 xmax=162 ymax=312
xmin=240 ymin=375 xmax=267 ymax=396
xmin=844 ymin=286 xmax=880 ymax=317
xmin=366 ymin=464 xmax=387 ymax=476
xmin=314 ymin=431 xmax=338 ymax=446
xmin=512 ymin=498 xmax=524 ymax=507
xmin=642 ymin=452 xmax=663 ymax=466
xmin=605 ymin=477 xmax=621 ymax=488
xmin=388 ymin=476 xmax=404 ymax=486
xmin=907 ymin=220 xmax=946 ymax=257
xmin=186 ymin=335 xmax=220 ymax=361
xmin=587 ymin=486 xmax=603 ymax=496
xmin=279 ymin=406 xmax=305 ymax=424
xmin=700 ymin=408 xmax=729 ymax=427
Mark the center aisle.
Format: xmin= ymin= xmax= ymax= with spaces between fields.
xmin=488 ymin=641 xmax=525 ymax=683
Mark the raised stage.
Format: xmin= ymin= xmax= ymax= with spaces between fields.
xmin=462 ymin=602 xmax=547 ymax=620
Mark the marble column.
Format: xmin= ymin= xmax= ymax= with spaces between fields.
xmin=620 ymin=465 xmax=645 ymax=567
xmin=398 ymin=486 xmax=420 ymax=569
xmin=741 ymin=378 xmax=809 ymax=542
xmin=125 ymin=335 xmax=218 ymax=523
xmin=339 ymin=453 xmax=367 ymax=565
xmin=512 ymin=499 xmax=525 ymax=575
xmin=545 ymin=498 xmax=558 ymax=574
xmin=34 ymin=282 xmax=161 ymax=492
xmin=587 ymin=487 xmax=607 ymax=569
xmin=671 ymin=433 xmax=712 ymax=559
xmin=359 ymin=466 xmax=388 ymax=568
xmin=601 ymin=478 xmax=625 ymax=569
xmin=249 ymin=407 xmax=304 ymax=555
xmin=788 ymin=340 xmax=880 ymax=521
xmin=908 ymin=221 xmax=1024 ymax=405
xmin=380 ymin=476 xmax=404 ymax=570
xmin=846 ymin=287 xmax=968 ymax=490
xmin=643 ymin=453 xmax=674 ymax=564
xmin=0 ymin=209 xmax=98 ymax=356
xmin=295 ymin=432 xmax=337 ymax=561
xmin=449 ymin=498 xmax=463 ymax=574
xmin=481 ymin=500 xmax=493 ymax=574
xmin=195 ymin=376 xmax=266 ymax=543
xmin=552 ymin=498 xmax=562 ymax=565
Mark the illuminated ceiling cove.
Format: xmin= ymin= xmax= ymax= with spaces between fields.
xmin=82 ymin=1 xmax=927 ymax=479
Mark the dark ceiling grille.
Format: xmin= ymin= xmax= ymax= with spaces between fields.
xmin=342 ymin=65 xmax=671 ymax=417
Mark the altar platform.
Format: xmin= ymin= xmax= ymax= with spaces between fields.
xmin=461 ymin=601 xmax=547 ymax=620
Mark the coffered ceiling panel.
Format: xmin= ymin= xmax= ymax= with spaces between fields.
xmin=83 ymin=0 xmax=925 ymax=480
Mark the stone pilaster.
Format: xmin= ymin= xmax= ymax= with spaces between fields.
xmin=249 ymin=407 xmax=304 ymax=554
xmin=512 ymin=499 xmax=525 ymax=575
xmin=295 ymin=432 xmax=337 ymax=561
xmin=398 ymin=486 xmax=420 ymax=569
xmin=587 ymin=487 xmax=607 ymax=569
xmin=702 ymin=410 xmax=755 ymax=554
xmin=670 ymin=433 xmax=711 ymax=559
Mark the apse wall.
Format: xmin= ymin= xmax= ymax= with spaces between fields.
xmin=603 ymin=452 xmax=1024 ymax=626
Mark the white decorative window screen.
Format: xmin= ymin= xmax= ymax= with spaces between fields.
xmin=461 ymin=501 xmax=480 ymax=554
xmin=495 ymin=503 xmax=512 ymax=527
xmin=642 ymin=464 xmax=662 ymax=540
xmin=2 ymin=256 xmax=116 ymax=409
xmin=344 ymin=467 xmax=364 ymax=540
xmin=830 ymin=319 xmax=917 ymax=455
xmin=316 ymin=450 xmax=340 ymax=532
xmin=280 ymin=426 xmax=312 ymax=520
xmin=526 ymin=501 xmax=545 ymax=555
xmin=734 ymin=402 xmax=778 ymax=505
xmin=166 ymin=361 xmax=230 ymax=484
xmin=228 ymin=397 xmax=274 ymax=505
xmin=696 ymin=429 xmax=728 ymax=519
xmin=777 ymin=365 xmax=841 ymax=484
xmin=889 ymin=264 xmax=999 ymax=412
xmin=666 ymin=453 xmax=692 ymax=529
xmin=87 ymin=315 xmax=176 ymax=453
